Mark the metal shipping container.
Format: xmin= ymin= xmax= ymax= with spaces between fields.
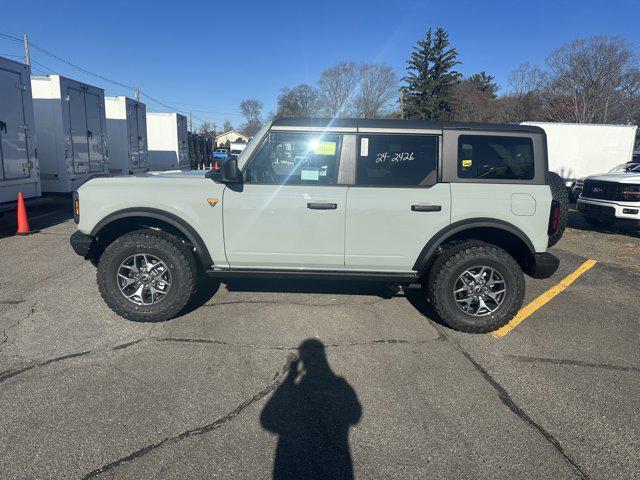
xmin=105 ymin=96 xmax=148 ymax=175
xmin=0 ymin=56 xmax=40 ymax=204
xmin=147 ymin=112 xmax=189 ymax=170
xmin=31 ymin=74 xmax=108 ymax=193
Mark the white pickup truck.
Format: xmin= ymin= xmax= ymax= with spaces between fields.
xmin=577 ymin=165 xmax=640 ymax=228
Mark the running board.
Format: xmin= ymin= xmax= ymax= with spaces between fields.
xmin=205 ymin=268 xmax=420 ymax=283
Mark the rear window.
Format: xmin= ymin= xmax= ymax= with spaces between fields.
xmin=458 ymin=135 xmax=534 ymax=181
xmin=356 ymin=135 xmax=438 ymax=186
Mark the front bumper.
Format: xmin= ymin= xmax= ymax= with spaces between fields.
xmin=527 ymin=252 xmax=560 ymax=279
xmin=70 ymin=230 xmax=96 ymax=259
xmin=577 ymin=198 xmax=640 ymax=225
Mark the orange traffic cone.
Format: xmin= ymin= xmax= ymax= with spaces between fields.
xmin=16 ymin=192 xmax=32 ymax=235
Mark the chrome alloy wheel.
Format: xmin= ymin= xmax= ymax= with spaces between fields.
xmin=117 ymin=254 xmax=172 ymax=305
xmin=453 ymin=266 xmax=506 ymax=317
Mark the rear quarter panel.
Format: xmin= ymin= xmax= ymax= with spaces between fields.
xmin=450 ymin=183 xmax=552 ymax=253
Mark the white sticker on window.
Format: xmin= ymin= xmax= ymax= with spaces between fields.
xmin=360 ymin=138 xmax=369 ymax=157
xmin=301 ymin=169 xmax=320 ymax=181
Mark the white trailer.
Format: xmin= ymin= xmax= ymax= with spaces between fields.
xmin=147 ymin=112 xmax=189 ymax=170
xmin=31 ymin=74 xmax=108 ymax=193
xmin=105 ymin=96 xmax=148 ymax=175
xmin=521 ymin=122 xmax=638 ymax=186
xmin=0 ymin=56 xmax=40 ymax=204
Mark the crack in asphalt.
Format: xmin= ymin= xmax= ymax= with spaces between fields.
xmin=81 ymin=352 xmax=298 ymax=480
xmin=0 ymin=336 xmax=432 ymax=386
xmin=112 ymin=339 xmax=144 ymax=351
xmin=0 ymin=350 xmax=91 ymax=385
xmin=154 ymin=336 xmax=431 ymax=351
xmin=0 ymin=299 xmax=24 ymax=305
xmin=0 ymin=301 xmax=37 ymax=351
xmin=506 ymin=354 xmax=640 ymax=373
xmin=426 ymin=322 xmax=589 ymax=480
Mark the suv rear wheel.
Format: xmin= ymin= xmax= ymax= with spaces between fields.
xmin=427 ymin=241 xmax=525 ymax=333
xmin=97 ymin=229 xmax=197 ymax=322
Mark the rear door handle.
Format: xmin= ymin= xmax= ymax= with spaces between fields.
xmin=307 ymin=202 xmax=337 ymax=210
xmin=411 ymin=204 xmax=441 ymax=212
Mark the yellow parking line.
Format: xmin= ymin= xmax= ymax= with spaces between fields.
xmin=492 ymin=259 xmax=597 ymax=338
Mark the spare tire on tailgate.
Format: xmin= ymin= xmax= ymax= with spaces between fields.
xmin=548 ymin=171 xmax=568 ymax=247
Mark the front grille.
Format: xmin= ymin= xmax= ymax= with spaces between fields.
xmin=582 ymin=180 xmax=640 ymax=202
xmin=578 ymin=202 xmax=615 ymax=216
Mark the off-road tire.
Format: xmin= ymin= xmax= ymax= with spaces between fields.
xmin=97 ymin=229 xmax=197 ymax=322
xmin=584 ymin=217 xmax=615 ymax=229
xmin=548 ymin=171 xmax=569 ymax=247
xmin=427 ymin=241 xmax=525 ymax=333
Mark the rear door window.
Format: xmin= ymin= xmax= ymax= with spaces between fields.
xmin=458 ymin=135 xmax=534 ymax=180
xmin=356 ymin=135 xmax=438 ymax=186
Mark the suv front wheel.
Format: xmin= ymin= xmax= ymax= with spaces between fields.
xmin=97 ymin=229 xmax=197 ymax=322
xmin=427 ymin=242 xmax=525 ymax=333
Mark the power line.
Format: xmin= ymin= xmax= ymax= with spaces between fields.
xmin=2 ymin=31 xmax=235 ymax=129
xmin=0 ymin=32 xmax=22 ymax=43
xmin=28 ymin=39 xmax=137 ymax=92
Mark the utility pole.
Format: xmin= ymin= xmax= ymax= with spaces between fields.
xmin=23 ymin=34 xmax=31 ymax=66
xmin=135 ymin=87 xmax=140 ymax=102
xmin=189 ymin=112 xmax=193 ymax=132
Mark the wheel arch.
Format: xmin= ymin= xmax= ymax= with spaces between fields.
xmin=413 ymin=218 xmax=536 ymax=275
xmin=90 ymin=208 xmax=213 ymax=268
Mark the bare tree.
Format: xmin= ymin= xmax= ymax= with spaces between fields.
xmin=223 ymin=120 xmax=233 ymax=133
xmin=276 ymin=84 xmax=323 ymax=118
xmin=318 ymin=62 xmax=359 ymax=117
xmin=543 ymin=36 xmax=638 ymax=123
xmin=239 ymin=98 xmax=263 ymax=136
xmin=353 ymin=64 xmax=398 ymax=118
xmin=496 ymin=62 xmax=546 ymax=122
xmin=197 ymin=121 xmax=215 ymax=138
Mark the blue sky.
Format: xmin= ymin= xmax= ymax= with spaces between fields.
xmin=3 ymin=0 xmax=639 ymax=129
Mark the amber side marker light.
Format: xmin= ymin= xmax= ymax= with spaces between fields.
xmin=206 ymin=197 xmax=219 ymax=207
xmin=74 ymin=199 xmax=80 ymax=216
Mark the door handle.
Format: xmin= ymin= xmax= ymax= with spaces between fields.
xmin=307 ymin=202 xmax=337 ymax=210
xmin=411 ymin=204 xmax=441 ymax=212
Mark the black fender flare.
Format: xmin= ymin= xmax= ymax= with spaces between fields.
xmin=90 ymin=208 xmax=213 ymax=267
xmin=412 ymin=218 xmax=536 ymax=273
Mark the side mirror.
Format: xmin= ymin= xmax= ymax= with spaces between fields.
xmin=206 ymin=158 xmax=241 ymax=184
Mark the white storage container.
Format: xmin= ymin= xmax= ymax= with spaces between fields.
xmin=147 ymin=112 xmax=189 ymax=170
xmin=0 ymin=56 xmax=40 ymax=204
xmin=521 ymin=122 xmax=638 ymax=186
xmin=31 ymin=74 xmax=108 ymax=193
xmin=105 ymin=96 xmax=148 ymax=175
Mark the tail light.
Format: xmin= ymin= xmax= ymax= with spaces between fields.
xmin=548 ymin=200 xmax=559 ymax=235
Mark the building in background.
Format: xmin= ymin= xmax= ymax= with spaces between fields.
xmin=215 ymin=130 xmax=249 ymax=148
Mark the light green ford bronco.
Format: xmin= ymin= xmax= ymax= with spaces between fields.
xmin=71 ymin=119 xmax=567 ymax=333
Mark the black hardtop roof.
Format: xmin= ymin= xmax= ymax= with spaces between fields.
xmin=271 ymin=118 xmax=544 ymax=133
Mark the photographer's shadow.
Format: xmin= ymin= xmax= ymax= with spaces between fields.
xmin=260 ymin=339 xmax=362 ymax=480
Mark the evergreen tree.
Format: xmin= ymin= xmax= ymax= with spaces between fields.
xmin=401 ymin=28 xmax=461 ymax=120
xmin=467 ymin=71 xmax=499 ymax=99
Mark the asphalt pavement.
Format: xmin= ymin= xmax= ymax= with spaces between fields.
xmin=0 ymin=202 xmax=638 ymax=479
